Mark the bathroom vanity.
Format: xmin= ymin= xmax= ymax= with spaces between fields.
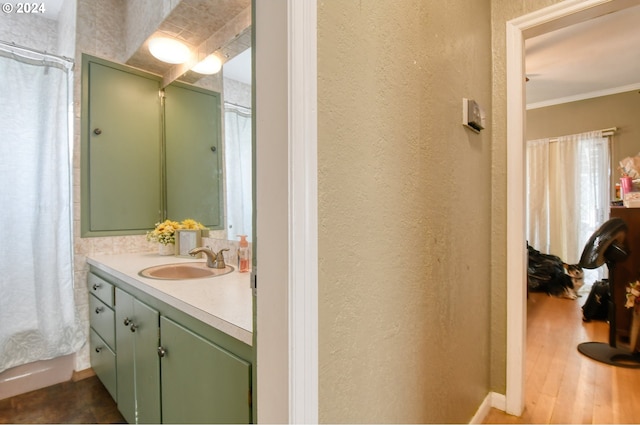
xmin=86 ymin=253 xmax=253 ymax=424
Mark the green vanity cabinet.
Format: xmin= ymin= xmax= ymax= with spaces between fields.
xmin=160 ymin=316 xmax=251 ymax=424
xmin=115 ymin=288 xmax=161 ymax=424
xmin=87 ymin=268 xmax=253 ymax=424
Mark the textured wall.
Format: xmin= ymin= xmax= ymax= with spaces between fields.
xmin=318 ymin=1 xmax=492 ymax=422
xmin=0 ymin=12 xmax=57 ymax=52
xmin=56 ymin=0 xmax=76 ymax=58
xmin=489 ymin=0 xmax=565 ymax=395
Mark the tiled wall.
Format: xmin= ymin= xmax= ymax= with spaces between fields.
xmin=0 ymin=12 xmax=57 ymax=52
xmin=223 ymin=77 xmax=251 ymax=108
xmin=56 ymin=0 xmax=77 ymax=58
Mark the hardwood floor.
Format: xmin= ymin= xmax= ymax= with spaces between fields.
xmin=484 ymin=291 xmax=640 ymax=424
xmin=0 ymin=375 xmax=124 ymax=424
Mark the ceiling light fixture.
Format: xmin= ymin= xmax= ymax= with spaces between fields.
xmin=148 ymin=37 xmax=191 ymax=64
xmin=191 ymin=54 xmax=222 ymax=75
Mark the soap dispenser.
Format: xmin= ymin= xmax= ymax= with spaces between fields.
xmin=237 ymin=235 xmax=250 ymax=273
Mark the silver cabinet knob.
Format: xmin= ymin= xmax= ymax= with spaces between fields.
xmin=95 ymin=306 xmax=104 ymax=314
xmin=157 ymin=346 xmax=167 ymax=358
xmin=123 ymin=318 xmax=131 ymax=326
xmin=130 ymin=323 xmax=138 ymax=333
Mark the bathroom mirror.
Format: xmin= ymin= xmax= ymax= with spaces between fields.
xmin=80 ymin=0 xmax=253 ymax=241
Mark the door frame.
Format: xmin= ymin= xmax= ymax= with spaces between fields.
xmin=255 ymin=1 xmax=318 ymax=423
xmin=505 ymin=0 xmax=635 ymax=415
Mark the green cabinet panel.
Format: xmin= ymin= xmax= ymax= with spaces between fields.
xmin=114 ymin=288 xmax=135 ymax=424
xmin=89 ymin=295 xmax=115 ymax=350
xmin=133 ymin=300 xmax=162 ymax=424
xmin=160 ymin=316 xmax=251 ymax=424
xmin=81 ymin=54 xmax=224 ymax=237
xmin=89 ymin=329 xmax=117 ymax=401
xmin=115 ymin=288 xmax=161 ymax=424
xmin=84 ymin=57 xmax=161 ymax=234
xmin=164 ymin=84 xmax=223 ymax=229
xmin=88 ymin=273 xmax=114 ymax=306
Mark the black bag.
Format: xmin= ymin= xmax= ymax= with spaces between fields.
xmin=582 ymin=279 xmax=610 ymax=322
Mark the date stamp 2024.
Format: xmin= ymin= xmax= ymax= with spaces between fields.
xmin=2 ymin=3 xmax=46 ymax=14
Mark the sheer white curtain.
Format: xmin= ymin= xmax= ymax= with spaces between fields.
xmin=526 ymin=138 xmax=550 ymax=253
xmin=0 ymin=46 xmax=84 ymax=373
xmin=224 ymin=103 xmax=253 ymax=242
xmin=526 ymin=130 xmax=610 ymax=283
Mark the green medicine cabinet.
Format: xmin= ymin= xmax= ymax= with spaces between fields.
xmin=80 ymin=54 xmax=223 ymax=237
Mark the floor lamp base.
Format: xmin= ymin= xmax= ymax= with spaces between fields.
xmin=577 ymin=342 xmax=640 ymax=368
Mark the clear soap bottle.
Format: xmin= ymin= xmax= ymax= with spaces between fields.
xmin=238 ymin=235 xmax=250 ymax=273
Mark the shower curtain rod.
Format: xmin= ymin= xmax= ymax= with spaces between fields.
xmin=0 ymin=40 xmax=73 ymax=65
xmin=224 ymin=101 xmax=251 ymax=111
xmin=549 ymin=127 xmax=617 ymax=143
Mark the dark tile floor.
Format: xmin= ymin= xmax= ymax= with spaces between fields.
xmin=0 ymin=376 xmax=125 ymax=424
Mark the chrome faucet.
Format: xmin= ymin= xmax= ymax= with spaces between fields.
xmin=188 ymin=247 xmax=229 ymax=269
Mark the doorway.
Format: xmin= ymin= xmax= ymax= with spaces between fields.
xmin=506 ymin=0 xmax=637 ymax=416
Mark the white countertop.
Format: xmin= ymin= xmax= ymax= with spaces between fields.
xmin=86 ymin=252 xmax=253 ymax=346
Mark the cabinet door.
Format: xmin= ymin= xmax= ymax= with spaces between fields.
xmin=115 ymin=288 xmax=161 ymax=424
xmin=160 ymin=316 xmax=251 ymax=424
xmin=89 ymin=329 xmax=117 ymax=401
xmin=115 ymin=289 xmax=136 ymax=424
xmin=88 ymin=273 xmax=114 ymax=306
xmin=89 ymin=294 xmax=115 ymax=350
xmin=83 ymin=56 xmax=161 ymax=235
xmin=164 ymin=84 xmax=223 ymax=229
xmin=133 ymin=300 xmax=161 ymax=424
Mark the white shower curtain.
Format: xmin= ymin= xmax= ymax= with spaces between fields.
xmin=526 ymin=130 xmax=610 ymax=283
xmin=224 ymin=104 xmax=253 ymax=242
xmin=0 ymin=46 xmax=84 ymax=373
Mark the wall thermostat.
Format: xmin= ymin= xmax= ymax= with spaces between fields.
xmin=462 ymin=98 xmax=485 ymax=133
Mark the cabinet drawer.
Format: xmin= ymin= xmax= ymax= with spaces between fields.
xmin=90 ymin=329 xmax=117 ymax=402
xmin=88 ymin=273 xmax=114 ymax=307
xmin=89 ymin=295 xmax=115 ymax=350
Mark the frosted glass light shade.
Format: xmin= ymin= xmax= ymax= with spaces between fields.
xmin=149 ymin=37 xmax=191 ymax=64
xmin=191 ymin=54 xmax=222 ymax=75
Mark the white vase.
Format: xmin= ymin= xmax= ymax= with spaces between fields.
xmin=630 ymin=306 xmax=640 ymax=353
xmin=158 ymin=243 xmax=174 ymax=256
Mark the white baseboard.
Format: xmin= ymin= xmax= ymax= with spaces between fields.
xmin=491 ymin=392 xmax=507 ymax=411
xmin=469 ymin=392 xmax=506 ymax=424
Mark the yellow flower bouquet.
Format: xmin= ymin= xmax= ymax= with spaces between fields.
xmin=180 ymin=218 xmax=208 ymax=231
xmin=146 ymin=218 xmax=207 ymax=245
